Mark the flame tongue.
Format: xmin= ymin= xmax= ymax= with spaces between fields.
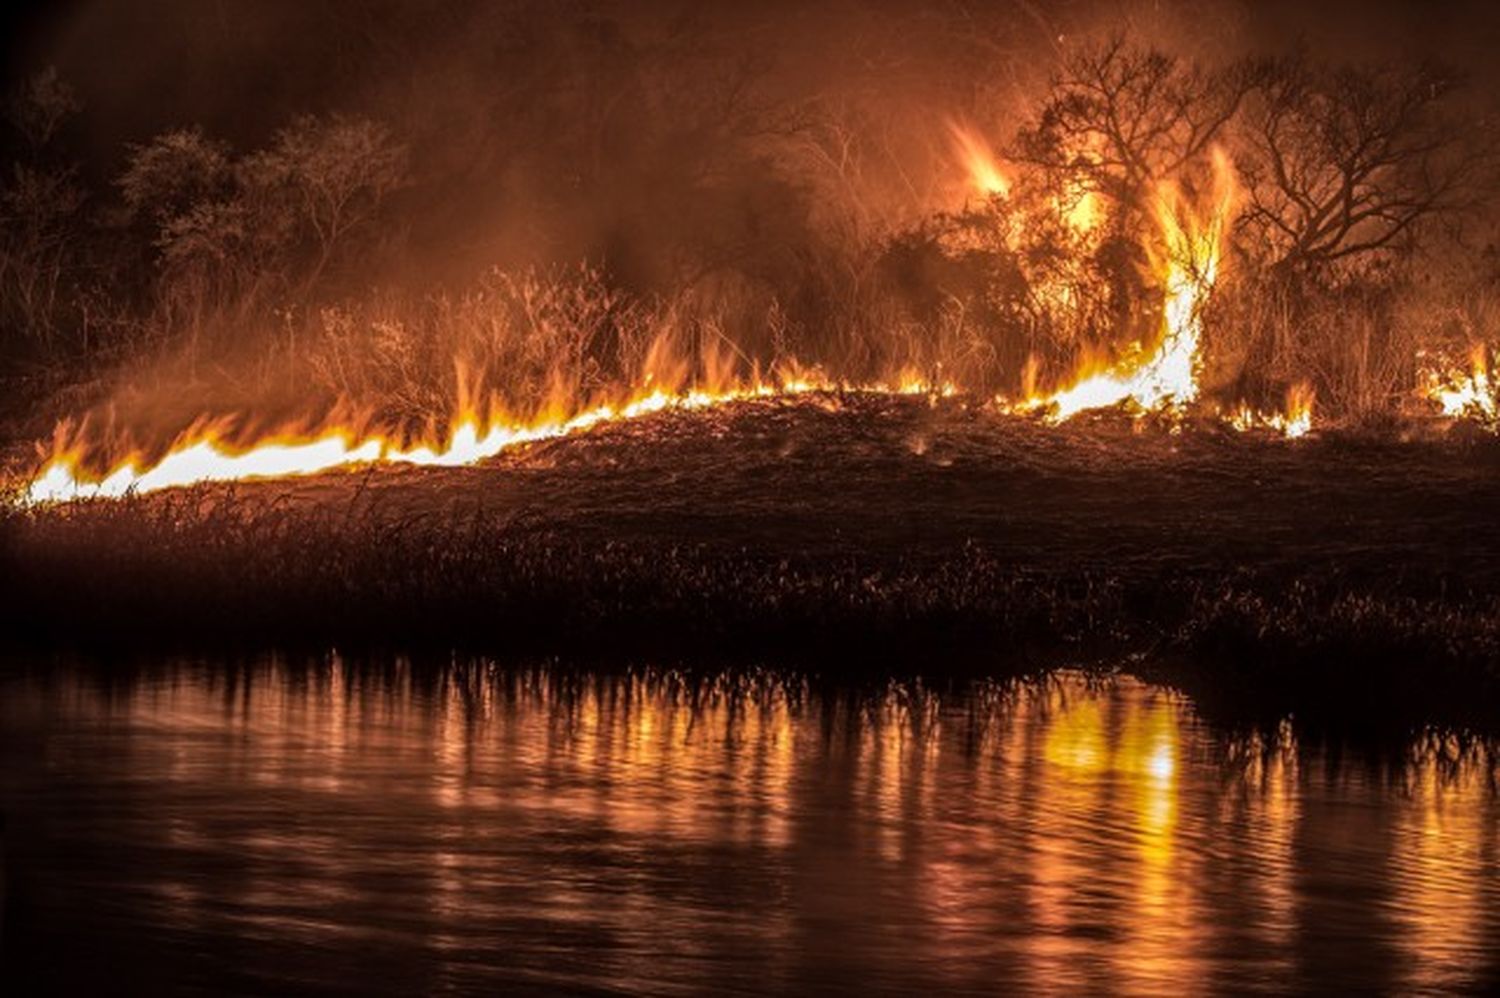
xmin=1014 ymin=154 xmax=1236 ymax=423
xmin=24 ymin=431 xmax=388 ymax=503
xmin=22 ymin=391 xmax=741 ymax=503
xmin=949 ymin=121 xmax=1009 ymax=198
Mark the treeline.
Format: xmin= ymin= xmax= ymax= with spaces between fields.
xmin=1 ymin=16 xmax=1497 ymax=431
xmin=902 ymin=39 xmax=1498 ymax=420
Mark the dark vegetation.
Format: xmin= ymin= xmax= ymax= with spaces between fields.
xmin=3 ymin=394 xmax=1498 ymax=735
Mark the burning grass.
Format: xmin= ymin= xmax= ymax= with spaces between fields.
xmin=8 ymin=68 xmax=1488 ymax=507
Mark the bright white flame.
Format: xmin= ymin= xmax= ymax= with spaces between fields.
xmin=22 ymin=379 xmax=958 ymax=504
xmin=1423 ymin=346 xmax=1497 ymax=424
xmin=1009 ymin=154 xmax=1235 ymax=423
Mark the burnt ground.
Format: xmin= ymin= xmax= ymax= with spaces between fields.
xmin=3 ymin=392 xmax=1499 ymax=733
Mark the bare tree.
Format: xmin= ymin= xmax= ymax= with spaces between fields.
xmin=119 ymin=128 xmax=259 ymax=332
xmin=0 ymin=68 xmax=85 ymax=351
xmin=1236 ymin=58 xmax=1482 ymax=274
xmin=121 ymin=116 xmax=408 ymax=308
xmin=0 ymin=162 xmax=84 ymax=349
xmin=1014 ymin=36 xmax=1257 ymax=216
xmin=3 ymin=67 xmax=80 ymax=151
xmin=118 ymin=128 xmax=234 ymax=224
xmin=246 ymin=114 xmax=408 ymax=287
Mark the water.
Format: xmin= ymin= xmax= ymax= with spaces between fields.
xmin=1 ymin=659 xmax=1496 ymax=995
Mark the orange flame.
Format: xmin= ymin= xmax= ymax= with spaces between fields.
xmin=32 ymin=137 xmax=1500 ymax=507
xmin=1228 ymin=381 xmax=1315 ymax=439
xmin=1422 ymin=345 xmax=1497 ymax=424
xmin=1008 ymin=150 xmax=1237 ymax=422
xmin=948 ymin=122 xmax=1009 ymax=199
xmin=21 ymin=371 xmax=957 ymax=504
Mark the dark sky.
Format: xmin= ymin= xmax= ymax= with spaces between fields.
xmin=6 ymin=0 xmax=1499 ymax=151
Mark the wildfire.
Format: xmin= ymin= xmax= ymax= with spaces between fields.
xmin=1059 ymin=184 xmax=1102 ymax=234
xmin=44 ymin=128 xmax=1500 ymax=508
xmin=1422 ymin=345 xmax=1497 ymax=425
xmin=1009 ymin=152 xmax=1237 ymax=423
xmin=20 ymin=373 xmax=956 ymax=504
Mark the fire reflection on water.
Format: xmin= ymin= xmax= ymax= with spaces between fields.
xmin=1392 ymin=737 xmax=1497 ymax=994
xmin=0 ymin=661 xmax=1496 ymax=993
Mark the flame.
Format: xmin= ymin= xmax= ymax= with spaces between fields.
xmin=20 ymin=373 xmax=957 ymax=504
xmin=1283 ymin=381 xmax=1316 ymax=438
xmin=948 ymin=122 xmax=1009 ymax=199
xmin=1228 ymin=381 xmax=1315 ymax=439
xmin=1422 ymin=345 xmax=1497 ymax=424
xmin=30 ymin=135 xmax=1500 ymax=508
xmin=1009 ymin=151 xmax=1237 ymax=423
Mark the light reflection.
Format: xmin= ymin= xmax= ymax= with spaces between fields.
xmin=1391 ymin=738 xmax=1498 ymax=994
xmin=0 ymin=663 xmax=1496 ymax=994
xmin=1216 ymin=720 xmax=1301 ymax=982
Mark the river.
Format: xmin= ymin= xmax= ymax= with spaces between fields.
xmin=1 ymin=658 xmax=1496 ymax=994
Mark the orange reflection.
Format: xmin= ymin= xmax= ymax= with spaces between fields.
xmin=1391 ymin=738 xmax=1498 ymax=994
xmin=6 ymin=662 xmax=1497 ymax=994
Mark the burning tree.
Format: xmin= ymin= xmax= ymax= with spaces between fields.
xmin=878 ymin=37 xmax=1255 ymax=401
xmin=1014 ymin=36 xmax=1257 ymax=225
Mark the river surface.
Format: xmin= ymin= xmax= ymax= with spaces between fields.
xmin=1 ymin=658 xmax=1496 ymax=995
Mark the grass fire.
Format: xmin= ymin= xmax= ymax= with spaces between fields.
xmin=0 ymin=0 xmax=1495 ymax=695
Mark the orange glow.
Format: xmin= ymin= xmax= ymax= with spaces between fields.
xmin=948 ymin=121 xmax=1009 ymax=198
xmin=24 ymin=137 xmax=1500 ymax=508
xmin=1390 ymin=741 xmax=1496 ymax=993
xmin=1008 ymin=150 xmax=1237 ymax=423
xmin=1228 ymin=381 xmax=1315 ymax=439
xmin=1030 ymin=678 xmax=1203 ymax=991
xmin=1421 ymin=344 xmax=1497 ymax=424
xmin=1060 ymin=186 xmax=1102 ymax=233
xmin=21 ymin=370 xmax=957 ymax=504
